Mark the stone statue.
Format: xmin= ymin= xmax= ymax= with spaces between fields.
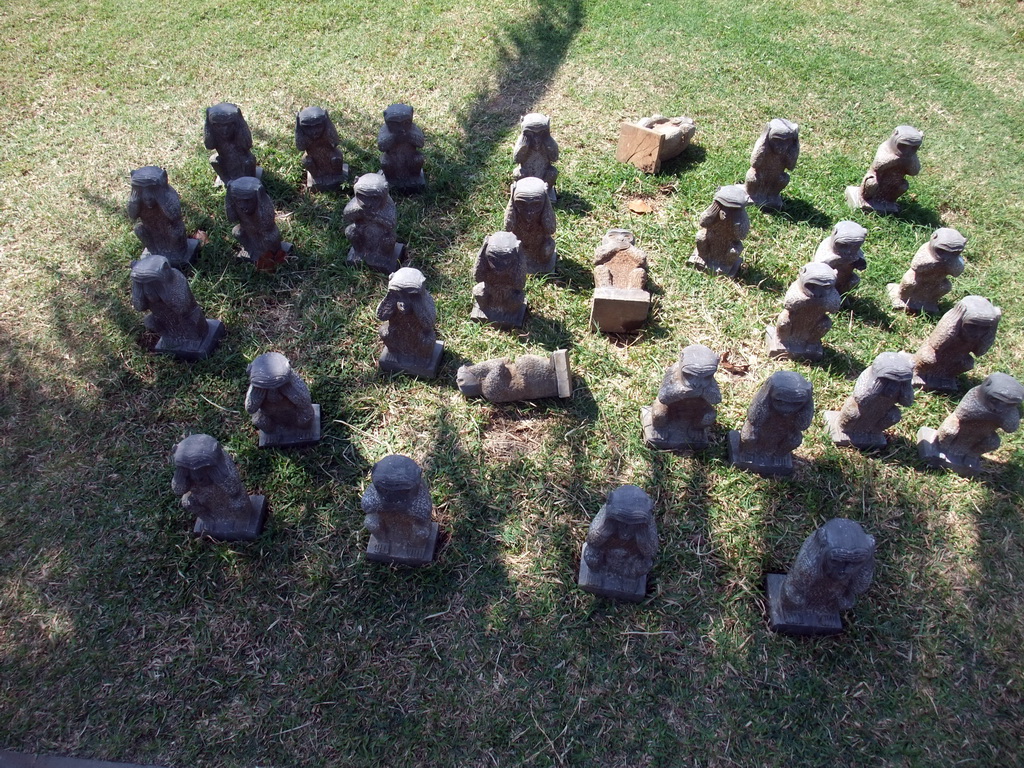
xmin=456 ymin=350 xmax=571 ymax=403
xmin=744 ymin=118 xmax=799 ymax=211
xmin=378 ymin=103 xmax=425 ymax=194
xmin=513 ymin=113 xmax=558 ymax=201
xmin=130 ymin=254 xmax=224 ymax=360
xmin=362 ymin=454 xmax=438 ymax=566
xmin=471 ymin=231 xmax=527 ymax=329
xmin=846 ymin=125 xmax=923 ymax=214
xmin=888 ymin=227 xmax=967 ymax=314
xmin=295 ymin=106 xmax=348 ymax=192
xmin=225 ymin=177 xmax=291 ymax=271
xmin=590 ymin=229 xmax=650 ymax=333
xmin=504 ymin=177 xmax=557 ymax=274
xmin=689 ymin=184 xmax=753 ymax=277
xmin=578 ymin=485 xmax=658 ymax=602
xmin=344 ymin=173 xmax=405 ymax=273
xmin=172 ymin=434 xmax=267 ymax=541
xmin=824 ymin=352 xmax=915 ymax=449
xmin=245 ymin=352 xmax=321 ymax=448
xmin=766 ymin=262 xmax=841 ymax=362
xmin=615 ymin=114 xmax=696 ymax=173
xmin=127 ymin=166 xmax=199 ymax=268
xmin=912 ymin=295 xmax=1001 ymax=392
xmin=204 ymin=102 xmax=260 ymax=186
xmin=813 ymin=220 xmax=867 ymax=296
xmin=917 ymin=372 xmax=1023 ymax=477
xmin=728 ymin=370 xmax=814 ymax=476
xmin=641 ymin=344 xmax=721 ymax=451
xmin=767 ymin=518 xmax=876 ymax=635
xmin=377 ymin=268 xmax=443 ymax=379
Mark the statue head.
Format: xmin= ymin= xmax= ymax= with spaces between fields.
xmin=455 ymin=363 xmax=485 ymax=397
xmin=831 ymin=220 xmax=867 ymax=256
xmin=205 ymin=102 xmax=250 ymax=146
xmin=521 ymin=112 xmax=551 ymax=138
xmin=815 ymin=519 xmax=876 ymax=584
xmin=247 ymin=351 xmax=292 ymax=390
xmin=979 ymin=372 xmax=1024 ymax=408
xmin=129 ymin=165 xmax=169 ymax=209
xmin=677 ymin=344 xmax=720 ymax=398
xmin=172 ymin=433 xmax=231 ymax=484
xmin=226 ymin=176 xmax=265 ymax=216
xmin=130 ymin=253 xmax=174 ymax=298
xmin=353 ymin=173 xmax=389 ymax=206
xmin=957 ymin=295 xmax=1001 ymax=345
xmin=768 ymin=370 xmax=813 ymax=414
xmin=484 ymin=231 xmax=521 ymax=267
xmin=371 ymin=454 xmax=423 ymax=504
xmin=930 ymin=227 xmax=967 ymax=259
xmin=891 ymin=125 xmax=923 ymax=153
xmin=511 ymin=177 xmax=549 ymax=215
xmin=296 ymin=106 xmax=338 ymax=146
xmin=601 ymin=229 xmax=635 ymax=251
xmin=386 ymin=267 xmax=426 ymax=310
xmin=798 ymin=262 xmax=838 ymax=300
xmin=867 ymin=351 xmax=914 ymax=399
xmin=604 ymin=484 xmax=655 ymax=537
xmin=383 ymin=103 xmax=414 ymax=131
xmin=713 ymin=184 xmax=753 ymax=210
xmin=766 ymin=118 xmax=799 ymax=151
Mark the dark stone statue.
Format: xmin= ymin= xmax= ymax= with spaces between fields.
xmin=578 ymin=485 xmax=658 ymax=603
xmin=590 ymin=229 xmax=650 ymax=334
xmin=295 ymin=106 xmax=348 ymax=192
xmin=504 ymin=177 xmax=557 ymax=274
xmin=362 ymin=454 xmax=438 ymax=566
xmin=127 ymin=166 xmax=199 ymax=268
xmin=888 ymin=227 xmax=967 ymax=314
xmin=824 ymin=352 xmax=915 ymax=449
xmin=378 ymin=103 xmax=425 ymax=194
xmin=744 ymin=118 xmax=799 ymax=211
xmin=846 ymin=125 xmax=923 ymax=214
xmin=813 ymin=220 xmax=867 ymax=296
xmin=225 ymin=177 xmax=291 ymax=271
xmin=513 ymin=113 xmax=558 ymax=201
xmin=471 ymin=231 xmax=527 ymax=329
xmin=766 ymin=262 xmax=841 ymax=362
xmin=377 ymin=268 xmax=443 ymax=379
xmin=245 ymin=352 xmax=321 ymax=448
xmin=344 ymin=173 xmax=404 ymax=273
xmin=456 ymin=350 xmax=571 ymax=403
xmin=689 ymin=184 xmax=753 ymax=277
xmin=912 ymin=295 xmax=1001 ymax=392
xmin=204 ymin=102 xmax=260 ymax=186
xmin=728 ymin=370 xmax=814 ymax=476
xmin=641 ymin=344 xmax=721 ymax=451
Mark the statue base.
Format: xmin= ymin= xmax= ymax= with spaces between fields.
xmin=748 ymin=189 xmax=784 ymax=212
xmin=551 ymin=349 xmax=572 ymax=397
xmin=347 ymin=242 xmax=406 ymax=274
xmin=155 ymin=319 xmax=226 ymax=361
xmin=913 ymin=372 xmax=959 ymax=393
xmin=367 ymin=522 xmax=439 ymax=566
xmin=142 ymin=237 xmax=200 ymax=270
xmin=640 ymin=406 xmax=709 ymax=451
xmin=471 ymin=301 xmax=527 ymax=329
xmin=578 ymin=545 xmax=647 ymax=602
xmin=615 ymin=122 xmax=665 ymax=173
xmin=380 ymin=341 xmax=444 ymax=380
xmin=727 ymin=429 xmax=794 ymax=477
xmin=765 ymin=325 xmax=824 ymax=362
xmin=917 ymin=427 xmax=979 ymax=477
xmin=306 ymin=164 xmax=349 ymax=193
xmin=886 ymin=282 xmax=940 ymax=314
xmin=238 ymin=241 xmax=292 ymax=269
xmin=766 ymin=573 xmax=843 ymax=636
xmin=214 ymin=166 xmax=263 ymax=188
xmin=258 ymin=404 xmax=322 ymax=448
xmin=845 ymin=185 xmax=899 ymax=215
xmin=590 ymin=287 xmax=651 ymax=334
xmin=689 ymin=251 xmax=741 ymax=278
xmin=823 ymin=409 xmax=886 ymax=449
xmin=194 ymin=495 xmax=267 ymax=541
xmin=524 ymin=251 xmax=558 ymax=275
xmin=383 ymin=169 xmax=426 ymax=195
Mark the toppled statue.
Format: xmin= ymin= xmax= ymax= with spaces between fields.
xmin=504 ymin=177 xmax=557 ymax=274
xmin=578 ymin=485 xmax=658 ymax=602
xmin=728 ymin=370 xmax=814 ymax=477
xmin=846 ymin=125 xmax=923 ymax=214
xmin=590 ymin=229 xmax=650 ymax=334
xmin=766 ymin=263 xmax=841 ymax=362
xmin=471 ymin=231 xmax=527 ymax=329
xmin=295 ymin=106 xmax=348 ymax=192
xmin=513 ymin=113 xmax=558 ymax=201
xmin=204 ymin=102 xmax=260 ymax=186
xmin=245 ymin=352 xmax=321 ymax=448
xmin=824 ymin=352 xmax=915 ymax=449
xmin=378 ymin=103 xmax=425 ymax=194
xmin=813 ymin=220 xmax=867 ymax=296
xmin=127 ymin=166 xmax=199 ymax=268
xmin=689 ymin=184 xmax=753 ymax=277
xmin=888 ymin=227 xmax=967 ymax=314
xmin=130 ymin=254 xmax=224 ymax=360
xmin=615 ymin=114 xmax=696 ymax=173
xmin=172 ymin=434 xmax=267 ymax=541
xmin=767 ymin=518 xmax=876 ymax=635
xmin=744 ymin=118 xmax=799 ymax=211
xmin=344 ymin=173 xmax=405 ymax=273
xmin=377 ymin=268 xmax=443 ymax=379
xmin=917 ymin=372 xmax=1023 ymax=477
xmin=912 ymin=295 xmax=1001 ymax=392
xmin=225 ymin=177 xmax=291 ymax=271
xmin=362 ymin=454 xmax=438 ymax=566
xmin=641 ymin=344 xmax=721 ymax=451
xmin=456 ymin=350 xmax=571 ymax=403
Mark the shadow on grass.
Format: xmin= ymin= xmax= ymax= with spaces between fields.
xmin=656 ymin=143 xmax=708 ymax=178
xmin=764 ymin=196 xmax=831 ymax=229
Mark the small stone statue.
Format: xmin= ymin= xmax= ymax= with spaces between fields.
xmin=245 ymin=352 xmax=321 ymax=448
xmin=127 ymin=166 xmax=199 ymax=268
xmin=513 ymin=113 xmax=559 ymax=201
xmin=824 ymin=352 xmax=915 ymax=449
xmin=846 ymin=125 xmax=923 ymax=214
xmin=295 ymin=106 xmax=348 ymax=192
xmin=578 ymin=485 xmax=658 ymax=602
xmin=813 ymin=220 xmax=867 ymax=296
xmin=917 ymin=372 xmax=1024 ymax=477
xmin=744 ymin=118 xmax=799 ymax=211
xmin=377 ymin=268 xmax=443 ymax=379
xmin=172 ymin=434 xmax=267 ymax=541
xmin=689 ymin=184 xmax=753 ymax=277
xmin=456 ymin=350 xmax=571 ymax=403
xmin=130 ymin=254 xmax=224 ymax=360
xmin=615 ymin=114 xmax=696 ymax=173
xmin=767 ymin=518 xmax=876 ymax=635
xmin=204 ymin=102 xmax=260 ymax=186
xmin=471 ymin=231 xmax=527 ymax=329
xmin=361 ymin=454 xmax=438 ymax=566
xmin=344 ymin=173 xmax=405 ymax=273
xmin=590 ymin=229 xmax=650 ymax=334
xmin=378 ymin=103 xmax=425 ymax=194
xmin=225 ymin=177 xmax=291 ymax=271
xmin=912 ymin=295 xmax=1001 ymax=392
xmin=766 ymin=263 xmax=841 ymax=362
xmin=728 ymin=370 xmax=814 ymax=477
xmin=504 ymin=177 xmax=557 ymax=274
xmin=888 ymin=228 xmax=967 ymax=314
xmin=641 ymin=344 xmax=721 ymax=451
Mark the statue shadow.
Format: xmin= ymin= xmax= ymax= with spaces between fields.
xmin=657 ymin=143 xmax=708 ymax=178
xmin=894 ymin=200 xmax=944 ymax=229
xmin=736 ymin=262 xmax=786 ymax=295
xmin=555 ymin=189 xmax=592 ymax=217
xmin=764 ymin=197 xmax=831 ymax=229
xmin=816 ymin=345 xmax=867 ymax=378
xmin=544 ymin=253 xmax=594 ymax=293
xmin=520 ymin=309 xmax=575 ymax=351
xmin=842 ymin=293 xmax=898 ymax=331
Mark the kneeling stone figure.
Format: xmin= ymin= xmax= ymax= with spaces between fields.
xmin=579 ymin=485 xmax=658 ymax=603
xmin=362 ymin=454 xmax=438 ymax=566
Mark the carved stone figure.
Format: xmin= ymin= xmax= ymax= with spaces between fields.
xmin=728 ymin=370 xmax=814 ymax=476
xmin=130 ymin=254 xmax=224 ymax=360
xmin=689 ymin=184 xmax=753 ymax=277
xmin=204 ymin=102 xmax=260 ymax=186
xmin=888 ymin=228 xmax=967 ymax=313
xmin=471 ymin=231 xmax=527 ymax=329
xmin=912 ymin=296 xmax=1001 ymax=392
xmin=344 ymin=173 xmax=405 ymax=273
xmin=766 ymin=263 xmax=841 ymax=362
xmin=917 ymin=373 xmax=1024 ymax=477
xmin=127 ymin=166 xmax=199 ymax=268
xmin=846 ymin=125 xmax=923 ymax=214
xmin=378 ymin=103 xmax=425 ymax=194
xmin=813 ymin=220 xmax=867 ymax=296
xmin=824 ymin=352 xmax=915 ymax=449
xmin=172 ymin=434 xmax=267 ymax=541
xmin=295 ymin=106 xmax=348 ymax=192
xmin=641 ymin=344 xmax=721 ymax=451
xmin=225 ymin=177 xmax=291 ymax=271
xmin=456 ymin=350 xmax=571 ymax=403
xmin=362 ymin=454 xmax=438 ymax=566
xmin=504 ymin=177 xmax=557 ymax=274
xmin=616 ymin=114 xmax=696 ymax=173
xmin=513 ymin=113 xmax=558 ymax=201
xmin=245 ymin=352 xmax=321 ymax=448
xmin=744 ymin=118 xmax=799 ymax=211
xmin=377 ymin=268 xmax=443 ymax=379
xmin=767 ymin=519 xmax=876 ymax=635
xmin=578 ymin=485 xmax=658 ymax=602
xmin=590 ymin=229 xmax=650 ymax=334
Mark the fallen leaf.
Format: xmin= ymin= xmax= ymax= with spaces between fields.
xmin=720 ymin=350 xmax=750 ymax=375
xmin=627 ymin=199 xmax=654 ymax=214
xmin=256 ymin=249 xmax=288 ymax=273
xmin=192 ymin=230 xmax=209 ymax=246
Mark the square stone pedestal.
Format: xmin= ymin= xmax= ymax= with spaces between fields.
xmin=640 ymin=406 xmax=709 ymax=451
xmin=471 ymin=301 xmax=527 ymax=329
xmin=845 ymin=184 xmax=899 ymax=215
xmin=590 ymin=287 xmax=650 ymax=334
xmin=194 ymin=495 xmax=267 ymax=542
xmin=155 ymin=319 xmax=225 ymax=361
xmin=615 ymin=122 xmax=665 ymax=173
xmin=258 ymin=404 xmax=322 ymax=448
xmin=347 ymin=242 xmax=406 ymax=273
xmin=917 ymin=426 xmax=978 ymax=477
xmin=767 ymin=573 xmax=843 ymax=636
xmin=823 ymin=409 xmax=887 ymax=449
xmin=380 ymin=341 xmax=444 ymax=380
xmin=727 ymin=429 xmax=794 ymax=477
xmin=367 ymin=521 xmax=439 ymax=566
xmin=578 ymin=545 xmax=647 ymax=602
